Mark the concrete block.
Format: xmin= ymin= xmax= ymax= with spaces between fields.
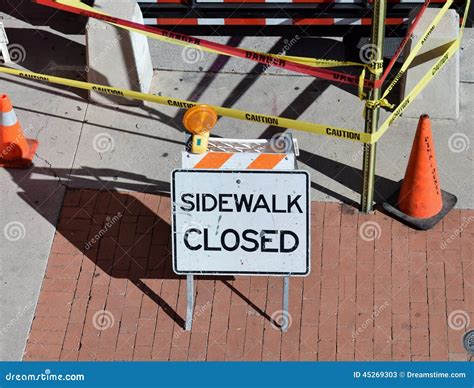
xmin=401 ymin=9 xmax=460 ymax=119
xmin=86 ymin=0 xmax=153 ymax=105
xmin=460 ymin=28 xmax=474 ymax=83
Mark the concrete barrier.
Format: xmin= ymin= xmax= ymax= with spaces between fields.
xmin=401 ymin=9 xmax=460 ymax=120
xmin=86 ymin=0 xmax=153 ymax=105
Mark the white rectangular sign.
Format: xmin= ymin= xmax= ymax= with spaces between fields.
xmin=171 ymin=169 xmax=310 ymax=276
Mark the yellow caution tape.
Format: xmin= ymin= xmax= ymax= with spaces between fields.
xmin=375 ymin=39 xmax=460 ymax=142
xmin=366 ymin=98 xmax=394 ymax=111
xmin=358 ymin=68 xmax=367 ymax=100
xmin=2 ymin=0 xmax=469 ymax=147
xmin=380 ymin=0 xmax=453 ymax=102
xmin=374 ymin=0 xmax=470 ymax=141
xmin=0 ymin=66 xmax=372 ymax=143
xmin=55 ymin=0 xmax=365 ymax=70
xmin=367 ymin=60 xmax=384 ymax=76
xmin=358 ymin=66 xmax=392 ymax=106
xmin=362 ymin=0 xmax=452 ymax=108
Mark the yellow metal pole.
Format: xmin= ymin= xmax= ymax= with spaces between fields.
xmin=360 ymin=0 xmax=387 ymax=213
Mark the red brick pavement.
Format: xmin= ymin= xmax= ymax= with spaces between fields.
xmin=23 ymin=189 xmax=473 ymax=361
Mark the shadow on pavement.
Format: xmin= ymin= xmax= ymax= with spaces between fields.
xmin=5 ymin=146 xmax=398 ymax=328
xmin=298 ymin=149 xmax=399 ymax=207
xmin=2 ymin=1 xmax=90 ymax=34
xmin=6 ymin=166 xmax=243 ymax=329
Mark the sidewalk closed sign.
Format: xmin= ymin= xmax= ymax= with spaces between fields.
xmin=171 ymin=170 xmax=310 ymax=276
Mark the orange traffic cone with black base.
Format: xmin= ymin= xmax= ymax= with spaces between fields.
xmin=0 ymin=94 xmax=38 ymax=168
xmin=382 ymin=114 xmax=457 ymax=230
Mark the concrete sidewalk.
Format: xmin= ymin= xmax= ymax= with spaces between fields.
xmin=0 ymin=13 xmax=473 ymax=361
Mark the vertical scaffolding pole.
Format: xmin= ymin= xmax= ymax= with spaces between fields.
xmin=360 ymin=0 xmax=387 ymax=213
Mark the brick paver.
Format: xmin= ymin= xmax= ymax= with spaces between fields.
xmin=23 ymin=189 xmax=474 ymax=361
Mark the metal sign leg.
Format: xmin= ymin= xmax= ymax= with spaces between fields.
xmin=282 ymin=276 xmax=290 ymax=332
xmin=185 ymin=274 xmax=194 ymax=331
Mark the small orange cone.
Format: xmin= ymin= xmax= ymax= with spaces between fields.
xmin=0 ymin=94 xmax=38 ymax=168
xmin=383 ymin=114 xmax=457 ymax=230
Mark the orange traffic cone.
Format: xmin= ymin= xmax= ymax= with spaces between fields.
xmin=382 ymin=114 xmax=457 ymax=230
xmin=0 ymin=94 xmax=38 ymax=168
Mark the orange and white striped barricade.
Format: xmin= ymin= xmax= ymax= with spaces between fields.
xmin=0 ymin=23 xmax=10 ymax=64
xmin=173 ymin=134 xmax=310 ymax=331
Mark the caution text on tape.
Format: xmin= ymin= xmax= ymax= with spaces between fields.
xmin=373 ymin=0 xmax=470 ymax=140
xmin=0 ymin=66 xmax=373 ymax=143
